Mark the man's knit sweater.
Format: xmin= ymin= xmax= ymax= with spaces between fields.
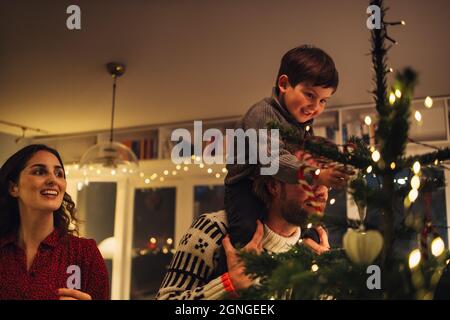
xmin=225 ymin=91 xmax=314 ymax=186
xmin=156 ymin=210 xmax=301 ymax=300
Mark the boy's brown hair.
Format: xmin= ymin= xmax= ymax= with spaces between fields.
xmin=275 ymin=45 xmax=339 ymax=95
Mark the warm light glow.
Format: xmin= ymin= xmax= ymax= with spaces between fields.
xmin=424 ymin=96 xmax=433 ymax=109
xmin=395 ymin=89 xmax=402 ymax=98
xmin=199 ymin=163 xmax=205 ymax=168
xmin=330 ymin=198 xmax=336 ymax=205
xmin=183 ymin=166 xmax=189 ymax=171
xmin=166 ymin=238 xmax=173 ymax=245
xmin=191 ymin=155 xmax=196 ymax=160
xmin=390 ymin=162 xmax=396 ymax=170
xmin=122 ymin=168 xmax=127 ymax=173
xmin=111 ymin=169 xmax=116 ymax=175
xmin=139 ymin=172 xmax=145 ymax=178
xmin=195 ymin=156 xmax=201 ymax=162
xmin=222 ymin=168 xmax=228 ymax=173
xmin=414 ymin=110 xmax=422 ymax=122
xmin=372 ymin=150 xmax=381 ymax=162
xmin=409 ymin=249 xmax=421 ymax=269
xmin=207 ymin=168 xmax=213 ymax=174
xmin=388 ymin=67 xmax=394 ymax=73
xmin=307 ymin=223 xmax=313 ymax=229
xmin=389 ymin=92 xmax=396 ymax=105
xmin=145 ymin=178 xmax=150 ymax=184
xmin=311 ymin=264 xmax=319 ymax=272
xmin=366 ymin=166 xmax=373 ymax=174
xmin=160 ymin=177 xmax=165 ymax=182
xmin=215 ymin=173 xmax=221 ymax=179
xmin=434 ymin=159 xmax=439 ymax=166
xmin=151 ymin=173 xmax=158 ymax=180
xmin=89 ymin=165 xmax=94 ymax=171
xmin=96 ymin=169 xmax=101 ymax=175
xmin=370 ymin=146 xmax=375 ymax=153
xmin=314 ymin=169 xmax=321 ymax=176
xmin=172 ymin=170 xmax=177 ymax=175
xmin=401 ymin=20 xmax=406 ymax=25
xmin=431 ymin=237 xmax=445 ymax=257
xmin=306 ymin=125 xmax=310 ymax=131
xmin=77 ymin=182 xmax=83 ymax=191
xmin=411 ymin=175 xmax=420 ymax=190
xmin=98 ymin=237 xmax=117 ymax=260
xmin=397 ymin=178 xmax=406 ymax=185
xmin=364 ymin=116 xmax=372 ymax=126
xmin=164 ymin=170 xmax=169 ymax=175
xmin=162 ymin=247 xmax=169 ymax=254
xmin=408 ymin=189 xmax=419 ymax=202
xmin=176 ymin=165 xmax=181 ymax=170
xmin=150 ymin=237 xmax=157 ymax=244
xmin=413 ymin=161 xmax=421 ymax=174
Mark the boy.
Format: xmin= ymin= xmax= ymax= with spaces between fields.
xmin=225 ymin=45 xmax=350 ymax=250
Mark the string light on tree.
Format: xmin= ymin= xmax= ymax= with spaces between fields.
xmin=372 ymin=150 xmax=381 ymax=162
xmin=364 ymin=116 xmax=372 ymax=126
xmin=409 ymin=249 xmax=421 ymax=269
xmin=413 ymin=161 xmax=421 ymax=174
xmin=431 ymin=237 xmax=445 ymax=257
xmin=408 ymin=188 xmax=419 ymax=202
xmin=311 ymin=264 xmax=319 ymax=272
xmin=395 ymin=89 xmax=402 ymax=98
xmin=366 ymin=165 xmax=373 ymax=173
xmin=390 ymin=162 xmax=396 ymax=170
xmin=389 ymin=92 xmax=396 ymax=105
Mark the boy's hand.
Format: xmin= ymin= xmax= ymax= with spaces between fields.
xmin=316 ymin=167 xmax=351 ymax=189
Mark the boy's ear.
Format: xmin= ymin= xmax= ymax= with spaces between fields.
xmin=9 ymin=181 xmax=19 ymax=198
xmin=277 ymin=75 xmax=290 ymax=94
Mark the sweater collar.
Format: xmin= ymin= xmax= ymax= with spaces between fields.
xmin=269 ymin=87 xmax=314 ymax=130
xmin=262 ymin=223 xmax=301 ymax=253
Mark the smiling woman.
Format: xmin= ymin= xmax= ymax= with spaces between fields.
xmin=0 ymin=144 xmax=109 ymax=300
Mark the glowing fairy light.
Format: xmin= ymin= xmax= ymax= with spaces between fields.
xmin=330 ymin=198 xmax=336 ymax=205
xmin=139 ymin=172 xmax=145 ymax=178
xmin=183 ymin=166 xmax=189 ymax=171
xmin=111 ymin=169 xmax=116 ymax=176
xmin=408 ymin=249 xmax=421 ymax=269
xmin=414 ymin=110 xmax=422 ymax=122
xmin=408 ymin=189 xmax=419 ymax=202
xmin=366 ymin=166 xmax=373 ymax=174
xmin=372 ymin=150 xmax=380 ymax=162
xmin=307 ymin=223 xmax=313 ymax=229
xmin=166 ymin=238 xmax=173 ymax=245
xmin=172 ymin=170 xmax=177 ymax=176
xmin=413 ymin=161 xmax=421 ymax=174
xmin=311 ymin=264 xmax=319 ymax=272
xmin=207 ymin=168 xmax=213 ymax=174
xmin=424 ymin=96 xmax=433 ymax=108
xmin=160 ymin=177 xmax=165 ymax=182
xmin=390 ymin=162 xmax=396 ymax=170
xmin=199 ymin=163 xmax=205 ymax=168
xmin=215 ymin=173 xmax=221 ymax=179
xmin=389 ymin=92 xmax=396 ymax=105
xmin=395 ymin=89 xmax=402 ymax=98
xmin=149 ymin=237 xmax=157 ymax=244
xmin=222 ymin=168 xmax=228 ymax=173
xmin=364 ymin=116 xmax=372 ymax=126
xmin=145 ymin=178 xmax=150 ymax=184
xmin=176 ymin=165 xmax=181 ymax=170
xmin=411 ymin=175 xmax=420 ymax=190
xmin=431 ymin=237 xmax=445 ymax=257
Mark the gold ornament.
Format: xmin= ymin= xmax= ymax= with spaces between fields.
xmin=343 ymin=229 xmax=384 ymax=265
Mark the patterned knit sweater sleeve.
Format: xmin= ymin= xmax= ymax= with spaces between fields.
xmin=156 ymin=211 xmax=230 ymax=300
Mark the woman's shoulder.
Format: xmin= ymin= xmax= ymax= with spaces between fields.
xmin=63 ymin=233 xmax=100 ymax=253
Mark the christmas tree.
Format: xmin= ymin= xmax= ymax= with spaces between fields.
xmin=240 ymin=0 xmax=450 ymax=300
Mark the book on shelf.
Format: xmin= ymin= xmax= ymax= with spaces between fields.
xmin=120 ymin=136 xmax=159 ymax=160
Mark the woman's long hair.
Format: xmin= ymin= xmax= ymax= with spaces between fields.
xmin=0 ymin=144 xmax=79 ymax=238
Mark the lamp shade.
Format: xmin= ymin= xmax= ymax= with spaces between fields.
xmin=79 ymin=141 xmax=139 ymax=173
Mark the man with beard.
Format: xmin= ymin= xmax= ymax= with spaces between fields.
xmin=156 ymin=151 xmax=329 ymax=300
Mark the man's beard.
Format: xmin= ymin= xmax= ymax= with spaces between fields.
xmin=279 ymin=186 xmax=310 ymax=228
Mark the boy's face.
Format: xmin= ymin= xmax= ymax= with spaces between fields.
xmin=278 ymin=75 xmax=334 ymax=123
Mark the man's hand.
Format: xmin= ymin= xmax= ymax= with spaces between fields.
xmin=303 ymin=226 xmax=330 ymax=255
xmin=222 ymin=220 xmax=264 ymax=291
xmin=57 ymin=288 xmax=92 ymax=300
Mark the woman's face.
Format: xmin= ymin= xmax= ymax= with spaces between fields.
xmin=10 ymin=151 xmax=67 ymax=213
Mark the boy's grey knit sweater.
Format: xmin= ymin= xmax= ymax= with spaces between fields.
xmin=225 ymin=92 xmax=314 ymax=185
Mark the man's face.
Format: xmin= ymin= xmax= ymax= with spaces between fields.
xmin=278 ymin=76 xmax=334 ymax=123
xmin=277 ymin=183 xmax=327 ymax=227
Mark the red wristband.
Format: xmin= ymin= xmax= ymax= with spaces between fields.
xmin=221 ymin=272 xmax=239 ymax=298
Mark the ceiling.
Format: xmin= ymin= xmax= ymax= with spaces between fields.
xmin=0 ymin=0 xmax=449 ymax=137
